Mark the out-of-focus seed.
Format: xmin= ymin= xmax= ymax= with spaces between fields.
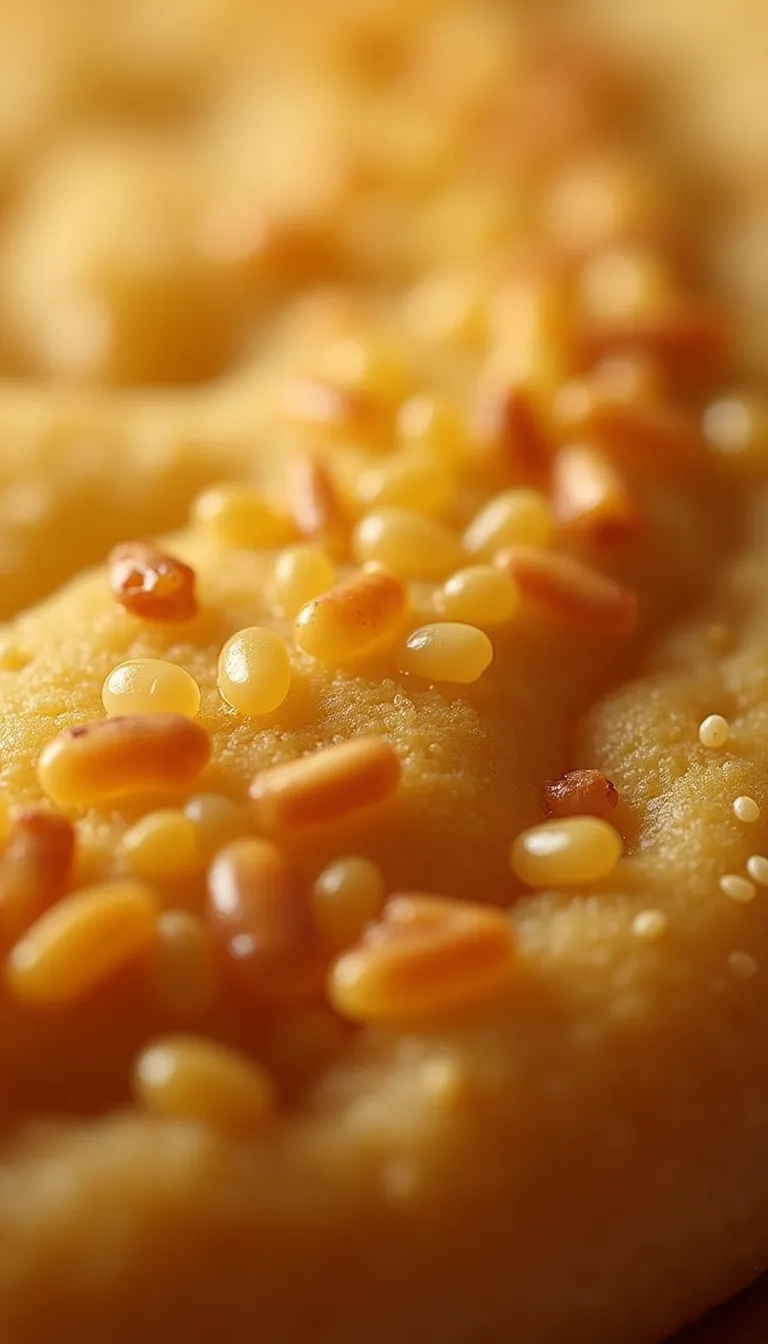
xmin=496 ymin=547 xmax=637 ymax=637
xmin=355 ymin=449 xmax=456 ymax=518
xmin=271 ymin=545 xmax=335 ymax=617
xmin=207 ymin=838 xmax=321 ymax=1006
xmin=249 ymin=738 xmax=401 ymax=833
xmin=38 ymin=715 xmax=212 ymax=808
xmin=184 ymin=793 xmax=251 ymax=860
xmin=474 ymin=384 xmax=551 ymax=476
xmin=396 ymin=393 xmax=467 ymax=460
xmin=287 ymin=454 xmax=347 ymax=555
xmin=328 ymin=894 xmax=517 ymax=1024
xmin=0 ymin=809 xmax=75 ymax=945
xmin=320 ymin=334 xmax=407 ymax=402
xmin=435 ymin=565 xmax=519 ymax=627
xmin=353 ymin=508 xmax=463 ymax=580
xmin=5 ymin=880 xmax=157 ymax=1006
xmin=133 ymin=1036 xmax=275 ymax=1130
xmin=278 ymin=377 xmax=374 ymax=436
xmin=192 ymin=484 xmax=292 ymax=549
xmin=122 ymin=809 xmax=200 ymax=880
xmin=552 ymin=445 xmax=639 ymax=539
xmin=703 ymin=394 xmax=768 ymax=473
xmin=148 ymin=910 xmax=219 ymax=1016
xmin=312 ymin=856 xmax=386 ymax=952
xmin=463 ymin=488 xmax=553 ymax=558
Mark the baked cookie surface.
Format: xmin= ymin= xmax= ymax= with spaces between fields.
xmin=1 ymin=3 xmax=768 ymax=1343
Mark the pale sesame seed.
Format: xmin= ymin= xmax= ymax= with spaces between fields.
xmin=746 ymin=854 xmax=768 ymax=887
xmin=733 ymin=795 xmax=760 ymax=824
xmin=698 ymin=714 xmax=730 ymax=749
xmin=719 ymin=873 xmax=757 ymax=904
xmin=727 ymin=950 xmax=758 ymax=980
xmin=631 ymin=908 xmax=668 ymax=941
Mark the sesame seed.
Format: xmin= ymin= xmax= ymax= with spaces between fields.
xmin=733 ymin=795 xmax=761 ymax=823
xmin=698 ymin=714 xmax=730 ymax=749
xmin=719 ymin=873 xmax=756 ymax=904
xmin=631 ymin=909 xmax=668 ymax=941
xmin=727 ymin=950 xmax=758 ymax=980
xmin=746 ymin=855 xmax=768 ymax=887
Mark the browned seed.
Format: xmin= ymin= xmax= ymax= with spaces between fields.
xmin=476 ymin=384 xmax=551 ymax=476
xmin=207 ymin=838 xmax=322 ymax=1006
xmin=294 ymin=567 xmax=407 ymax=663
xmin=575 ymin=301 xmax=730 ymax=388
xmin=108 ymin=542 xmax=198 ymax=623
xmin=553 ymin=394 xmax=700 ymax=473
xmin=551 ymin=445 xmax=640 ymax=540
xmin=38 ymin=715 xmax=212 ymax=808
xmin=279 ymin=378 xmax=374 ymax=433
xmin=287 ymin=453 xmax=347 ymax=554
xmin=542 ymin=769 xmax=619 ymax=820
xmin=249 ymin=737 xmax=401 ymax=832
xmin=496 ymin=546 xmax=637 ymax=637
xmin=0 ymin=809 xmax=75 ymax=945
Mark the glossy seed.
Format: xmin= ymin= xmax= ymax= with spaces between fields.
xmin=207 ymin=838 xmax=321 ymax=1006
xmin=435 ymin=566 xmax=519 ymax=627
xmin=249 ymin=738 xmax=400 ymax=832
xmin=328 ymin=894 xmax=516 ymax=1024
xmin=102 ymin=659 xmax=201 ymax=719
xmin=0 ymin=809 xmax=75 ymax=945
xmin=134 ymin=1036 xmax=275 ymax=1130
xmin=271 ymin=544 xmax=336 ymax=617
xmin=463 ymin=489 xmax=553 ymax=558
xmin=38 ymin=715 xmax=211 ymax=808
xmin=294 ymin=567 xmax=406 ymax=663
xmin=122 ymin=809 xmax=200 ymax=879
xmin=5 ymin=880 xmax=157 ymax=1006
xmin=496 ymin=546 xmax=637 ymax=637
xmin=352 ymin=508 xmax=463 ymax=580
xmin=396 ymin=622 xmax=493 ymax=683
xmin=511 ymin=816 xmax=623 ymax=887
xmin=312 ymin=856 xmax=386 ymax=952
xmin=183 ymin=793 xmax=251 ymax=861
xmin=218 ymin=627 xmax=292 ymax=716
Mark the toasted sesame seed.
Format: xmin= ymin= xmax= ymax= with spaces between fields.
xmin=746 ymin=855 xmax=768 ymax=887
xmin=542 ymin=769 xmax=619 ymax=821
xmin=733 ymin=796 xmax=760 ymax=823
xmin=698 ymin=714 xmax=730 ymax=749
xmin=107 ymin=542 xmax=198 ymax=623
xmin=719 ymin=873 xmax=756 ymax=904
xmin=631 ymin=908 xmax=668 ymax=941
